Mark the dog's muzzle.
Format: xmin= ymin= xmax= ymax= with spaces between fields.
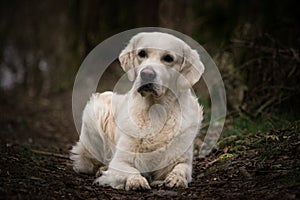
xmin=137 ymin=68 xmax=158 ymax=96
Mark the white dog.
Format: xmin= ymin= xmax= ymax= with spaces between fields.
xmin=70 ymin=32 xmax=204 ymax=190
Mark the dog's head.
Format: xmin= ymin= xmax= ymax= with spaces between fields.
xmin=119 ymin=32 xmax=205 ymax=98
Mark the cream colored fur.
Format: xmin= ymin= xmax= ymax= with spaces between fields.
xmin=70 ymin=32 xmax=204 ymax=190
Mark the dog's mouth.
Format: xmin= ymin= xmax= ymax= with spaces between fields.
xmin=137 ymin=83 xmax=159 ymax=97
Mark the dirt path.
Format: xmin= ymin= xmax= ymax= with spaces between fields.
xmin=0 ymin=91 xmax=299 ymax=199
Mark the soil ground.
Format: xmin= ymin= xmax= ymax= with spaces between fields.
xmin=0 ymin=91 xmax=299 ymax=200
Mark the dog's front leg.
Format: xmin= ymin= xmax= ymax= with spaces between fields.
xmin=94 ymin=155 xmax=151 ymax=190
xmin=164 ymin=162 xmax=192 ymax=188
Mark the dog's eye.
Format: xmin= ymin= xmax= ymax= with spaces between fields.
xmin=162 ymin=55 xmax=174 ymax=63
xmin=138 ymin=50 xmax=147 ymax=58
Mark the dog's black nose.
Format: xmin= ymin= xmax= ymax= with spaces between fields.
xmin=140 ymin=68 xmax=156 ymax=82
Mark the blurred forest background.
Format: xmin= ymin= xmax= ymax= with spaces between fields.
xmin=0 ymin=1 xmax=299 ymax=198
xmin=0 ymin=0 xmax=299 ymax=117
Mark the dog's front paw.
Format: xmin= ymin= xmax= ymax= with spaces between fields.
xmin=164 ymin=172 xmax=188 ymax=188
xmin=125 ymin=175 xmax=151 ymax=191
xmin=93 ymin=171 xmax=125 ymax=190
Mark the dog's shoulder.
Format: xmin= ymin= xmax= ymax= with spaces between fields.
xmin=89 ymin=91 xmax=113 ymax=103
xmin=87 ymin=91 xmax=126 ymax=109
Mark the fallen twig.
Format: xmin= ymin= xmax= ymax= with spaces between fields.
xmin=31 ymin=149 xmax=69 ymax=159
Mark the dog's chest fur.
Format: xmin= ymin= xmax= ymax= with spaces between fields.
xmin=124 ymin=93 xmax=182 ymax=153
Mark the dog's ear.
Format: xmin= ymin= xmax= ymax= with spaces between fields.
xmin=119 ymin=39 xmax=136 ymax=82
xmin=178 ymin=45 xmax=205 ymax=89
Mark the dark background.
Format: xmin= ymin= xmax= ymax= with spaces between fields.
xmin=0 ymin=0 xmax=299 ymax=116
xmin=0 ymin=1 xmax=300 ymax=199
